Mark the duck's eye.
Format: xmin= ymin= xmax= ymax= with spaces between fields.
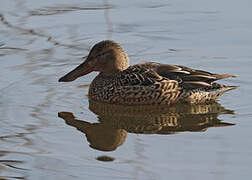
xmin=96 ymin=53 xmax=102 ymax=58
xmin=96 ymin=52 xmax=107 ymax=58
xmin=97 ymin=53 xmax=102 ymax=57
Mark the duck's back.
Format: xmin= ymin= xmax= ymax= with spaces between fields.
xmin=88 ymin=62 xmax=236 ymax=105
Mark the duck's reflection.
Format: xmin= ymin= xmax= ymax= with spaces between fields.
xmin=58 ymin=100 xmax=235 ymax=151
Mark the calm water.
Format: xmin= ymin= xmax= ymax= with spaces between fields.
xmin=0 ymin=0 xmax=252 ymax=179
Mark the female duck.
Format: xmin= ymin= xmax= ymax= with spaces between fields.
xmin=59 ymin=40 xmax=236 ymax=105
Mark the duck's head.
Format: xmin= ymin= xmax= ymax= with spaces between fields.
xmin=59 ymin=40 xmax=129 ymax=82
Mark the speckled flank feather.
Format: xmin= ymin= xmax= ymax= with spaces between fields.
xmin=59 ymin=40 xmax=237 ymax=105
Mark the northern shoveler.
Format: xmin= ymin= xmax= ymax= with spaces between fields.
xmin=59 ymin=40 xmax=237 ymax=105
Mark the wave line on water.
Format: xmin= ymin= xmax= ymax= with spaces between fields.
xmin=0 ymin=13 xmax=88 ymax=51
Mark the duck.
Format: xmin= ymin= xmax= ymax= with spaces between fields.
xmin=59 ymin=40 xmax=237 ymax=105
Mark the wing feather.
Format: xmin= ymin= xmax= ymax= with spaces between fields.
xmin=135 ymin=62 xmax=236 ymax=90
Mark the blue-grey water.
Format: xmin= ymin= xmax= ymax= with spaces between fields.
xmin=0 ymin=0 xmax=251 ymax=179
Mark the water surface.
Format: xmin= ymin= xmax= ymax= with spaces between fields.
xmin=0 ymin=0 xmax=252 ymax=179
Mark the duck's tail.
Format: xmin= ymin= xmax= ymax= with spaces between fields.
xmin=218 ymin=85 xmax=238 ymax=93
xmin=214 ymin=73 xmax=236 ymax=80
xmin=182 ymin=84 xmax=238 ymax=104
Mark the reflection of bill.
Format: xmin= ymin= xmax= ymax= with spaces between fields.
xmin=58 ymin=101 xmax=235 ymax=152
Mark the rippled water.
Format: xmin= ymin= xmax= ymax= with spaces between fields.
xmin=1 ymin=0 xmax=252 ymax=179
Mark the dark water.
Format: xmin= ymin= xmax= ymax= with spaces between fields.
xmin=0 ymin=0 xmax=252 ymax=179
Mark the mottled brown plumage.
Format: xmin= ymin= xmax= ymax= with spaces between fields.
xmin=59 ymin=40 xmax=237 ymax=105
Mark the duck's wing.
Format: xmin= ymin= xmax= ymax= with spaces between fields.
xmin=138 ymin=62 xmax=236 ymax=89
xmin=118 ymin=64 xmax=173 ymax=86
xmin=108 ymin=65 xmax=181 ymax=105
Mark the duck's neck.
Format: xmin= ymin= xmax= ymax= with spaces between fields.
xmin=114 ymin=50 xmax=130 ymax=71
